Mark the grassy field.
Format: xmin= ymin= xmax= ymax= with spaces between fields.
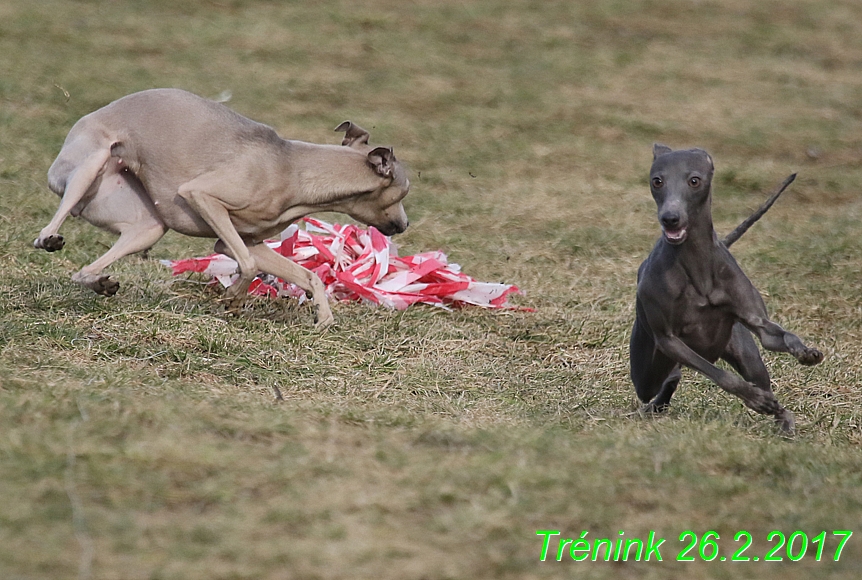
xmin=2 ymin=0 xmax=862 ymax=578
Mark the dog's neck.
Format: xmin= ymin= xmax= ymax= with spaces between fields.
xmin=287 ymin=143 xmax=388 ymax=205
xmin=668 ymin=201 xmax=722 ymax=295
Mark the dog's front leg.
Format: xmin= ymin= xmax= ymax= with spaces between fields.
xmin=177 ymin=182 xmax=257 ymax=312
xmin=741 ymin=315 xmax=824 ymax=367
xmin=731 ymin=286 xmax=824 ymax=366
xmin=654 ymin=335 xmax=789 ymax=422
xmin=247 ymin=243 xmax=334 ymax=328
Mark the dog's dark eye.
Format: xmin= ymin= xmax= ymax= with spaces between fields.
xmin=652 ymin=177 xmax=663 ymax=188
xmin=689 ymin=177 xmax=700 ymax=187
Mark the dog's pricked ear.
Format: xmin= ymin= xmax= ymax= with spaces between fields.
xmin=335 ymin=121 xmax=370 ymax=147
xmin=653 ymin=143 xmax=673 ymax=160
xmin=367 ymin=147 xmax=395 ymax=178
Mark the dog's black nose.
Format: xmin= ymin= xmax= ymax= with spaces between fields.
xmin=660 ymin=212 xmax=680 ymax=229
xmin=378 ymin=220 xmax=408 ymax=236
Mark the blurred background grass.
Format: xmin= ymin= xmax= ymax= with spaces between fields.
xmin=1 ymin=1 xmax=861 ymax=578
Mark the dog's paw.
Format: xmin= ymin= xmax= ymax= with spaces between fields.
xmin=642 ymin=401 xmax=670 ymax=415
xmin=34 ymin=234 xmax=65 ymax=252
xmin=314 ymin=305 xmax=335 ymax=330
xmin=742 ymin=387 xmax=782 ymax=416
xmin=222 ymin=297 xmax=244 ymax=316
xmin=775 ymin=408 xmax=796 ymax=436
xmin=222 ymin=283 xmax=251 ymax=314
xmin=72 ymin=271 xmax=119 ymax=296
xmin=797 ymin=347 xmax=824 ymax=366
xmin=94 ymin=276 xmax=120 ymax=296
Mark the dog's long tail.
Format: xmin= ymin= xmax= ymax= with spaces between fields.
xmin=722 ymin=173 xmax=796 ymax=248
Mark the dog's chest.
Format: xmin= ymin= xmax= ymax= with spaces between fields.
xmin=675 ymin=284 xmax=735 ymax=358
xmin=686 ymin=282 xmax=732 ymax=308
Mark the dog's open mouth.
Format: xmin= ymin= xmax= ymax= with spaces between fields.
xmin=663 ymin=227 xmax=688 ymax=244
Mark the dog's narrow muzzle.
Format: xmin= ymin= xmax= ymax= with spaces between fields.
xmin=380 ymin=220 xmax=408 ymax=236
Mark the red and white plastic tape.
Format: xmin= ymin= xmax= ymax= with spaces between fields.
xmin=163 ymin=218 xmax=526 ymax=311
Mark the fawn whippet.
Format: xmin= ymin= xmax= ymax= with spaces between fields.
xmin=35 ymin=88 xmax=411 ymax=327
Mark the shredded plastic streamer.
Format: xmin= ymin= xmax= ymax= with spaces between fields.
xmin=163 ymin=218 xmax=526 ymax=311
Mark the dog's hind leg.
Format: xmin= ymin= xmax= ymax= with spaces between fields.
xmin=630 ymin=315 xmax=680 ymax=412
xmin=72 ymin=168 xmax=167 ymax=296
xmin=35 ymin=147 xmax=112 ymax=252
xmin=246 ymin=243 xmax=334 ymax=328
xmin=648 ymin=366 xmax=681 ymax=413
xmin=72 ymin=222 xmax=166 ymax=296
xmin=721 ymin=323 xmax=794 ymax=433
xmin=721 ymin=323 xmax=771 ymax=391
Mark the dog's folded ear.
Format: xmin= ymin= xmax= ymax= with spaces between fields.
xmin=367 ymin=147 xmax=395 ymax=179
xmin=685 ymin=148 xmax=715 ymax=171
xmin=335 ymin=121 xmax=370 ymax=147
xmin=653 ymin=143 xmax=673 ymax=160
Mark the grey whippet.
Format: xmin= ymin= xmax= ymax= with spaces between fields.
xmin=34 ymin=88 xmax=411 ymax=327
xmin=630 ymin=144 xmax=823 ymax=433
